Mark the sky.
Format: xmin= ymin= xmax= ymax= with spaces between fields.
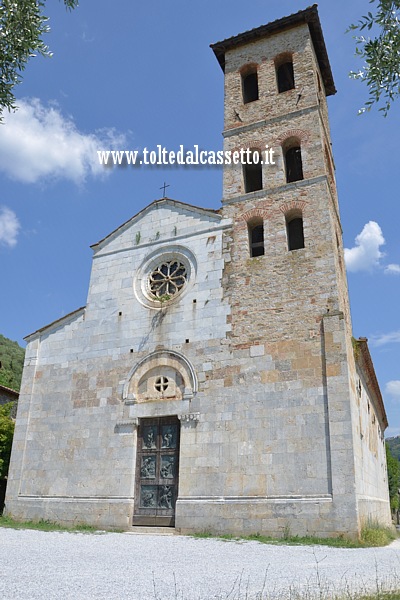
xmin=0 ymin=0 xmax=399 ymax=437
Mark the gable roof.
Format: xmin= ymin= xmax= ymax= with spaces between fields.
xmin=25 ymin=306 xmax=86 ymax=342
xmin=355 ymin=337 xmax=388 ymax=430
xmin=210 ymin=4 xmax=336 ymax=97
xmin=0 ymin=384 xmax=19 ymax=400
xmin=90 ymin=197 xmax=222 ymax=252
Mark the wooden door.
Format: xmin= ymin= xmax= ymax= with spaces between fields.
xmin=133 ymin=416 xmax=180 ymax=527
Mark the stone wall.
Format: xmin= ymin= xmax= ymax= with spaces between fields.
xmin=5 ymin=202 xmax=233 ymax=529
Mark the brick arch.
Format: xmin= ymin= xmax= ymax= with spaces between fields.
xmin=229 ymin=141 xmax=265 ymax=155
xmin=239 ymin=62 xmax=259 ymax=75
xmin=241 ymin=208 xmax=269 ymax=222
xmin=274 ymin=51 xmax=293 ymax=67
xmin=274 ymin=129 xmax=310 ymax=148
xmin=279 ymin=200 xmax=307 ymax=215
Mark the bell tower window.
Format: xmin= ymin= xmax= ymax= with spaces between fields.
xmin=248 ymin=219 xmax=265 ymax=257
xmin=283 ymin=140 xmax=304 ymax=183
xmin=242 ymin=68 xmax=259 ymax=104
xmin=286 ymin=214 xmax=305 ymax=251
xmin=243 ymin=150 xmax=262 ymax=193
xmin=276 ymin=60 xmax=295 ymax=93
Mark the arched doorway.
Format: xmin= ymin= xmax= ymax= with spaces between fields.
xmin=123 ymin=350 xmax=197 ymax=526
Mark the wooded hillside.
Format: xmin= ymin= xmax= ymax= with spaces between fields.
xmin=386 ymin=436 xmax=400 ymax=462
xmin=0 ymin=335 xmax=25 ymax=391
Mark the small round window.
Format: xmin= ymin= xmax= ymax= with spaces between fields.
xmin=149 ymin=260 xmax=187 ymax=300
xmin=155 ymin=376 xmax=169 ymax=392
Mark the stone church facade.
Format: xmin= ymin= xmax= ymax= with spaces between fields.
xmin=6 ymin=6 xmax=391 ymax=537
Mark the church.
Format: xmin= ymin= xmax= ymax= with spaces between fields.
xmin=6 ymin=6 xmax=391 ymax=537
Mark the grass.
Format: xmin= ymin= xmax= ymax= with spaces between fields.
xmin=0 ymin=514 xmax=100 ymax=533
xmin=357 ymin=594 xmax=400 ymax=600
xmin=193 ymin=522 xmax=397 ymax=549
xmin=360 ymin=519 xmax=397 ymax=547
xmin=1 ymin=513 xmax=396 ymax=547
xmin=193 ymin=531 xmax=363 ymax=548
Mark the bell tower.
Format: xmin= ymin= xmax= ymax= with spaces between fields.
xmin=211 ymin=5 xmax=351 ymax=348
xmin=205 ymin=6 xmax=390 ymax=537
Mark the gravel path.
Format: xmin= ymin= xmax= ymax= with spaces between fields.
xmin=0 ymin=529 xmax=399 ymax=599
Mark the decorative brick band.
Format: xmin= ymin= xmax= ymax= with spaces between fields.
xmin=230 ymin=141 xmax=265 ymax=154
xmin=239 ymin=62 xmax=259 ymax=75
xmin=274 ymin=51 xmax=293 ymax=66
xmin=279 ymin=200 xmax=307 ymax=215
xmin=275 ymin=129 xmax=310 ymax=147
xmin=241 ymin=208 xmax=269 ymax=222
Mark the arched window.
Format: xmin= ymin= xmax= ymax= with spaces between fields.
xmin=277 ymin=60 xmax=295 ymax=93
xmin=248 ymin=220 xmax=265 ymax=257
xmin=243 ymin=149 xmax=262 ymax=193
xmin=286 ymin=214 xmax=304 ymax=251
xmin=242 ymin=69 xmax=259 ymax=104
xmin=284 ymin=144 xmax=303 ymax=183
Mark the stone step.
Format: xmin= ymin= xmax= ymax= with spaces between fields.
xmin=126 ymin=526 xmax=176 ymax=536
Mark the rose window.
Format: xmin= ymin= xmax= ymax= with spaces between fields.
xmin=149 ymin=260 xmax=187 ymax=299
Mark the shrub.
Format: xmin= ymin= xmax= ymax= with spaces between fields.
xmin=360 ymin=519 xmax=396 ymax=547
xmin=0 ymin=403 xmax=15 ymax=478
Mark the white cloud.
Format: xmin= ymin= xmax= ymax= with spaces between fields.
xmin=384 ymin=263 xmax=400 ymax=275
xmin=344 ymin=221 xmax=385 ymax=273
xmin=370 ymin=330 xmax=400 ymax=347
xmin=385 ymin=380 xmax=400 ymax=401
xmin=0 ymin=98 xmax=125 ymax=184
xmin=0 ymin=207 xmax=20 ymax=248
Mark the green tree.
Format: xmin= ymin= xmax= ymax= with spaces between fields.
xmin=386 ymin=442 xmax=399 ymax=513
xmin=0 ymin=0 xmax=78 ymax=121
xmin=0 ymin=334 xmax=25 ymax=391
xmin=0 ymin=403 xmax=15 ymax=479
xmin=386 ymin=435 xmax=400 ymax=461
xmin=349 ymin=0 xmax=400 ymax=115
